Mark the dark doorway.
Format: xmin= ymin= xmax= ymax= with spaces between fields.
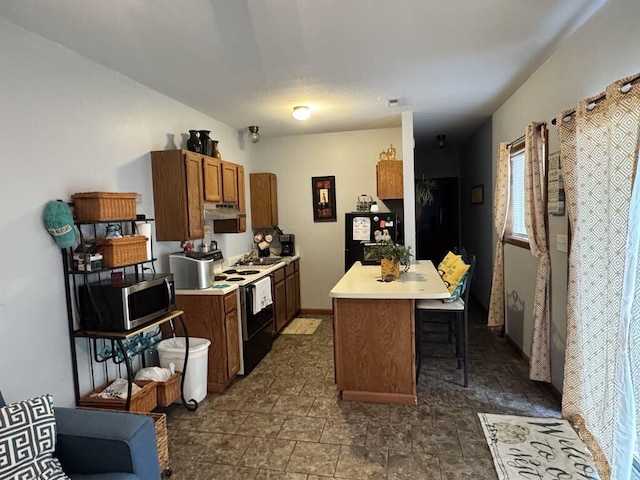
xmin=416 ymin=177 xmax=460 ymax=262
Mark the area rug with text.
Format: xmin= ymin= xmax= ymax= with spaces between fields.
xmin=281 ymin=317 xmax=322 ymax=335
xmin=477 ymin=413 xmax=601 ymax=480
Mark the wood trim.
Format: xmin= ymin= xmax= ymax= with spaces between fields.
xmin=504 ymin=236 xmax=530 ymax=250
xmin=300 ymin=308 xmax=332 ymax=316
xmin=341 ymin=390 xmax=417 ymax=405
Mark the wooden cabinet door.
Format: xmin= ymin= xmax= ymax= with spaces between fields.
xmin=250 ymin=173 xmax=278 ymax=228
xmin=376 ymin=160 xmax=403 ymax=199
xmin=203 ymin=156 xmax=222 ymax=202
xmin=184 ymin=152 xmax=205 ymax=238
xmin=294 ymin=270 xmax=301 ymax=315
xmin=225 ymin=308 xmax=240 ymax=377
xmin=268 ymin=173 xmax=278 ymax=226
xmin=221 ymin=161 xmax=238 ymax=203
xmin=285 ymin=273 xmax=296 ymax=321
xmin=274 ymin=279 xmax=287 ymax=332
xmin=236 ymin=165 xmax=246 ymax=232
xmin=152 ymin=149 xmax=204 ymax=241
xmin=175 ymin=295 xmax=226 ymax=388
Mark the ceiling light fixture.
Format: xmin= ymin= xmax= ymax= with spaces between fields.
xmin=248 ymin=125 xmax=260 ymax=143
xmin=292 ymin=106 xmax=311 ymax=121
xmin=437 ymin=134 xmax=447 ymax=149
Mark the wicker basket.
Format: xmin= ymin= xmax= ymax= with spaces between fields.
xmin=146 ymin=412 xmax=170 ymax=476
xmin=150 ymin=372 xmax=181 ymax=407
xmin=72 ymin=192 xmax=137 ymax=222
xmin=99 ymin=235 xmax=147 ymax=267
xmin=78 ymin=380 xmax=157 ymax=413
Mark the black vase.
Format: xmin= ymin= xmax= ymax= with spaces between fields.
xmin=187 ymin=130 xmax=202 ymax=153
xmin=199 ymin=130 xmax=213 ymax=156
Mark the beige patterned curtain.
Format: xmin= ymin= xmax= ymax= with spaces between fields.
xmin=488 ymin=143 xmax=510 ymax=327
xmin=557 ymin=75 xmax=640 ymax=479
xmin=524 ymin=122 xmax=551 ymax=383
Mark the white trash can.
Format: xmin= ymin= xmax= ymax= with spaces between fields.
xmin=157 ymin=337 xmax=210 ymax=404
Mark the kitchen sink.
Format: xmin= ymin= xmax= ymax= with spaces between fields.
xmin=235 ymin=257 xmax=284 ymax=267
xmin=255 ymin=257 xmax=284 ymax=265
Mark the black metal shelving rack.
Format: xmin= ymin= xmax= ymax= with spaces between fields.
xmin=62 ymin=217 xmax=198 ymax=412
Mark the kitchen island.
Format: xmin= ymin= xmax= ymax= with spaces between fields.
xmin=329 ymin=260 xmax=450 ymax=405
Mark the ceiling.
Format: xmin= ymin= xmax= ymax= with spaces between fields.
xmin=0 ymin=0 xmax=606 ymax=145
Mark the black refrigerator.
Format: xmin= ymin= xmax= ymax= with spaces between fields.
xmin=345 ymin=212 xmax=398 ymax=272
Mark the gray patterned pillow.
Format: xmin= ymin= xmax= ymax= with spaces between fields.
xmin=0 ymin=394 xmax=69 ymax=479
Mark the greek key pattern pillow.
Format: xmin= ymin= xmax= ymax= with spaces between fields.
xmin=0 ymin=394 xmax=69 ymax=479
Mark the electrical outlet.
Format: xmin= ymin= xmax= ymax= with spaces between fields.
xmin=136 ymin=193 xmax=142 ymax=204
xmin=557 ymin=234 xmax=568 ymax=253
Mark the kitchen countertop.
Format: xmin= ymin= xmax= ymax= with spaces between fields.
xmin=329 ymin=260 xmax=450 ymax=300
xmin=175 ymin=253 xmax=301 ymax=296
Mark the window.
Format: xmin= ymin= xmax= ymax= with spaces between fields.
xmin=505 ymin=143 xmax=529 ymax=248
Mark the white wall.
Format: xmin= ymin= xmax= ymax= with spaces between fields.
xmin=252 ymin=128 xmax=403 ymax=310
xmin=492 ymin=0 xmax=640 ymax=390
xmin=0 ymin=18 xmax=255 ymax=406
xmin=460 ymin=119 xmax=493 ymax=309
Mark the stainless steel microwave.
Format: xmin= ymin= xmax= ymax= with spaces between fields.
xmin=79 ymin=273 xmax=175 ymax=331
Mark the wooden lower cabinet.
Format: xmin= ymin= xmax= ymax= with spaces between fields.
xmin=274 ymin=275 xmax=288 ymax=333
xmin=272 ymin=260 xmax=301 ymax=333
xmin=175 ymin=292 xmax=240 ymax=392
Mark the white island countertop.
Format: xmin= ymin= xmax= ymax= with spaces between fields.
xmin=329 ymin=260 xmax=450 ymax=300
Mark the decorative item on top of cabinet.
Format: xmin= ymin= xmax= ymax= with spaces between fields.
xmin=172 ymin=291 xmax=239 ymax=392
xmin=199 ymin=130 xmax=213 ymax=157
xmin=250 ymin=173 xmax=278 ymax=228
xmin=376 ymin=159 xmax=403 ymax=200
xmin=187 ymin=130 xmax=202 ymax=153
xmin=151 ymin=150 xmax=204 ymax=241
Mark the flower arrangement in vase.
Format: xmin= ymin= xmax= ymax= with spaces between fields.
xmin=369 ymin=239 xmax=412 ymax=280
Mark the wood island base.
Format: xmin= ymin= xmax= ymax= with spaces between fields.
xmin=333 ymin=298 xmax=417 ymax=405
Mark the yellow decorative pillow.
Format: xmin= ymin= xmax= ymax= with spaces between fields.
xmin=437 ymin=251 xmax=462 ymax=275
xmin=441 ymin=257 xmax=470 ymax=294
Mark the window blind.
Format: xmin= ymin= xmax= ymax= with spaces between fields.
xmin=511 ymin=151 xmax=527 ymax=238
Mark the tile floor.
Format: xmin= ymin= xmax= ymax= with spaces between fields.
xmin=163 ymin=302 xmax=561 ymax=479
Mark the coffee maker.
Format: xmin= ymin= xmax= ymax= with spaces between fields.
xmin=280 ymin=234 xmax=295 ymax=256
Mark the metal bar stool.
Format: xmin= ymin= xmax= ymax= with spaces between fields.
xmin=415 ymin=253 xmax=476 ymax=387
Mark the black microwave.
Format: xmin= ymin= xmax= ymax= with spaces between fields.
xmin=79 ymin=273 xmax=175 ymax=331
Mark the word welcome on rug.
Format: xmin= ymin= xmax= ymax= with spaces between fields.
xmin=478 ymin=413 xmax=601 ymax=480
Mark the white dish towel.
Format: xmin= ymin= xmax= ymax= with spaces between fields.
xmin=252 ymin=276 xmax=273 ymax=314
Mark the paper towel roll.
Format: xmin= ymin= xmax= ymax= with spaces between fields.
xmin=135 ymin=222 xmax=153 ymax=260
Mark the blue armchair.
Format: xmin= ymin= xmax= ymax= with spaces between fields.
xmin=0 ymin=391 xmax=161 ymax=480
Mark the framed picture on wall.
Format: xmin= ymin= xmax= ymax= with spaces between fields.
xmin=312 ymin=176 xmax=337 ymax=222
xmin=471 ymin=185 xmax=484 ymax=204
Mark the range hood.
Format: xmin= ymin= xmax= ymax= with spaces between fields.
xmin=203 ymin=202 xmax=246 ymax=221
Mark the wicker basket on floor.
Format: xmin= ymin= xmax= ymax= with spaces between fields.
xmin=71 ymin=192 xmax=138 ymax=222
xmin=99 ymin=235 xmax=147 ymax=267
xmin=138 ymin=372 xmax=181 ymax=407
xmin=78 ymin=380 xmax=157 ymax=413
xmin=146 ymin=412 xmax=170 ymax=477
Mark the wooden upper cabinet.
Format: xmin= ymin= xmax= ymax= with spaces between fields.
xmin=203 ymin=156 xmax=222 ymax=202
xmin=250 ymin=173 xmax=279 ymax=228
xmin=376 ymin=160 xmax=404 ymax=200
xmin=221 ymin=161 xmax=238 ymax=203
xmin=236 ymin=165 xmax=246 ymax=232
xmin=151 ymin=149 xmax=204 ymax=241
